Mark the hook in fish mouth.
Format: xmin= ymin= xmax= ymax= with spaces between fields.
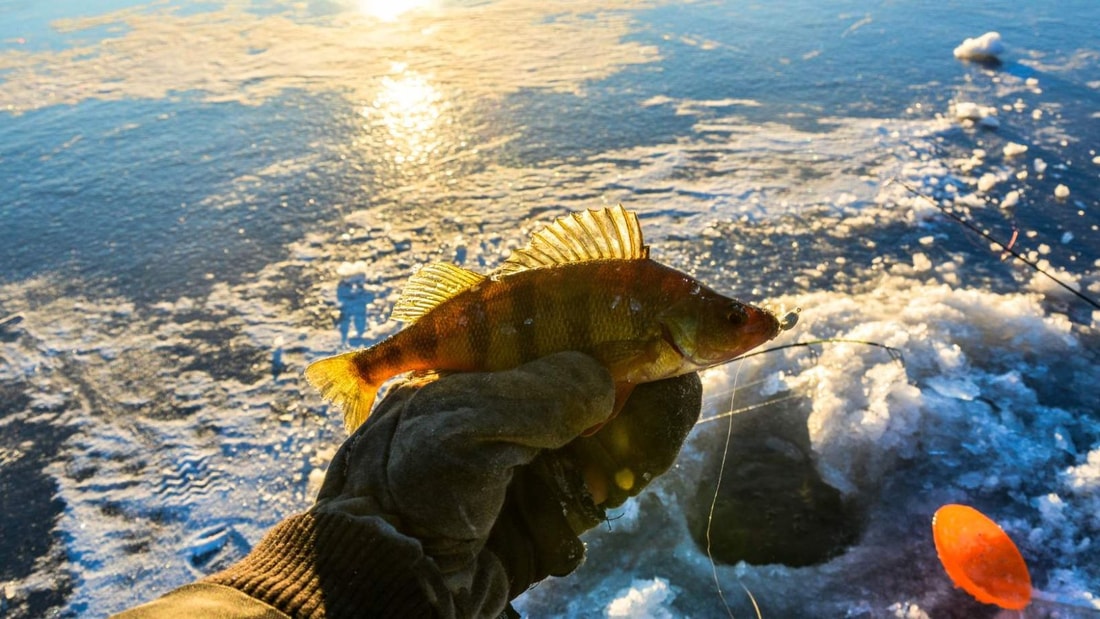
xmin=779 ymin=307 xmax=801 ymax=331
xmin=761 ymin=303 xmax=801 ymax=332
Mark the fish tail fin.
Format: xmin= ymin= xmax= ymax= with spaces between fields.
xmin=305 ymin=352 xmax=380 ymax=433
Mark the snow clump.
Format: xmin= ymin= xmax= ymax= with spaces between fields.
xmin=954 ymin=32 xmax=1005 ymax=61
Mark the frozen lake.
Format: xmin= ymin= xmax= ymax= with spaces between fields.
xmin=1 ymin=1 xmax=1098 ymax=616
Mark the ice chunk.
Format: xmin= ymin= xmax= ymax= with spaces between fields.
xmin=912 ymin=252 xmax=932 ymax=272
xmin=977 ymin=173 xmax=997 ymax=192
xmin=953 ymin=32 xmax=1005 ymax=61
xmin=336 ymin=260 xmax=369 ymax=277
xmin=1054 ymin=184 xmax=1070 ymax=199
xmin=952 ymin=102 xmax=998 ymax=125
xmin=927 ymin=375 xmax=980 ymax=401
xmin=1001 ymin=190 xmax=1020 ymax=208
xmin=606 ymin=578 xmax=677 ymax=619
xmin=1063 ymin=448 xmax=1100 ymax=492
xmin=1002 ymin=142 xmax=1028 ymax=157
xmin=888 ymin=601 xmax=932 ymax=619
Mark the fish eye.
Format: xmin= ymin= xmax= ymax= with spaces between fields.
xmin=725 ymin=305 xmax=747 ymax=325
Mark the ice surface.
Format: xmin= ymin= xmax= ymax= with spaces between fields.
xmin=1 ymin=1 xmax=1098 ymax=617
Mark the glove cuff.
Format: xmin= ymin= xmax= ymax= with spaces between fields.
xmin=205 ymin=511 xmax=453 ymax=618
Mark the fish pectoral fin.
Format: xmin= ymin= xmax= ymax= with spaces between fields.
xmin=494 ymin=205 xmax=650 ymax=276
xmin=305 ymin=352 xmax=380 ymax=433
xmin=391 ymin=262 xmax=486 ymax=323
xmin=591 ymin=338 xmax=661 ymax=373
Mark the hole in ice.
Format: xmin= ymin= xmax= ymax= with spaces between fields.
xmin=687 ymin=396 xmax=861 ymax=567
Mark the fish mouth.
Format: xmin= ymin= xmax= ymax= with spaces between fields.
xmin=749 ymin=304 xmax=783 ymax=342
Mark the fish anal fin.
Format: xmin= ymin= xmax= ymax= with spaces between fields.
xmin=305 ymin=352 xmax=380 ymax=433
xmin=495 ymin=205 xmax=649 ymax=276
xmin=613 ymin=382 xmax=637 ymax=416
xmin=390 ymin=262 xmax=486 ymax=323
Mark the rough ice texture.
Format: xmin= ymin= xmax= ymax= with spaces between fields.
xmin=953 ymin=31 xmax=1005 ymax=60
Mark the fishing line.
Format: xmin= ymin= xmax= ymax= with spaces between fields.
xmin=697 ymin=393 xmax=802 ymax=425
xmin=705 ymin=357 xmax=747 ymax=619
xmin=699 ymin=337 xmax=902 ymax=616
xmin=739 ymin=581 xmax=763 ymax=619
xmin=732 ymin=339 xmax=904 ymax=364
xmin=890 ymin=178 xmax=1100 ymax=311
xmin=699 ymin=340 xmax=904 ymax=426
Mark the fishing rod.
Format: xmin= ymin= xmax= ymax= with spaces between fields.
xmin=890 ymin=178 xmax=1100 ymax=311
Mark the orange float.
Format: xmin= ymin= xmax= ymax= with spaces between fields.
xmin=932 ymin=504 xmax=1032 ymax=610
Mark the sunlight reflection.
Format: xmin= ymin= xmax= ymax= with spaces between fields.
xmin=357 ymin=0 xmax=432 ymax=22
xmin=361 ymin=68 xmax=448 ymax=167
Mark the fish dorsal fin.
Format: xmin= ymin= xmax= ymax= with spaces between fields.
xmin=390 ymin=262 xmax=486 ymax=323
xmin=495 ymin=204 xmax=649 ymax=276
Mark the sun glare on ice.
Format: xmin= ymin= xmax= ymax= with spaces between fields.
xmin=358 ymin=0 xmax=433 ymax=22
xmin=361 ymin=69 xmax=447 ymax=166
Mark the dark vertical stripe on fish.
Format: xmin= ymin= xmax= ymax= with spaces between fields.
xmin=510 ymin=275 xmax=540 ymax=363
xmin=564 ymin=283 xmax=591 ymax=350
xmin=409 ymin=319 xmax=440 ymax=366
xmin=359 ymin=341 xmax=403 ymax=383
xmin=467 ymin=289 xmax=493 ymax=368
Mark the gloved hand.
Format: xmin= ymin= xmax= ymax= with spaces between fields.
xmin=206 ymin=351 xmax=701 ymax=618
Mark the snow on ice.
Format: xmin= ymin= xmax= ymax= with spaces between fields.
xmin=954 ymin=32 xmax=1006 ymax=62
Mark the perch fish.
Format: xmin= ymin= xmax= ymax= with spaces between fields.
xmin=307 ymin=205 xmax=795 ymax=432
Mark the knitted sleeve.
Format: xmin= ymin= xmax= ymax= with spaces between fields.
xmin=204 ymin=510 xmax=455 ymax=619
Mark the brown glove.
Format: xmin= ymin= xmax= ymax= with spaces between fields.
xmin=206 ymin=351 xmax=701 ymax=618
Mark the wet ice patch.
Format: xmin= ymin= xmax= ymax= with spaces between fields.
xmin=0 ymin=1 xmax=662 ymax=114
